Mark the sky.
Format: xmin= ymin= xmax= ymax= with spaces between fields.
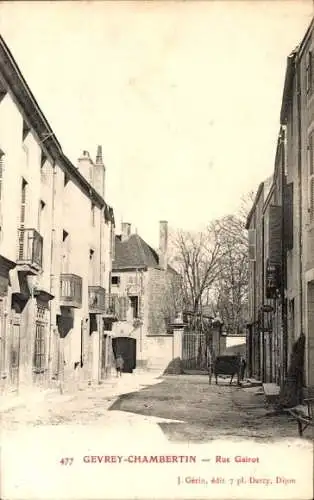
xmin=0 ymin=0 xmax=313 ymax=248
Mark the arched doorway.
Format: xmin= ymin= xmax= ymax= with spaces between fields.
xmin=112 ymin=337 xmax=136 ymax=373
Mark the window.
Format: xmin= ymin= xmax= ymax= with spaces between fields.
xmin=91 ymin=203 xmax=95 ymax=227
xmin=64 ymin=172 xmax=70 ymax=186
xmin=40 ymin=151 xmax=46 ymax=169
xmin=20 ymin=178 xmax=27 ymax=227
xmin=38 ymin=200 xmax=46 ymax=233
xmin=130 ymin=296 xmax=139 ymax=319
xmin=61 ymin=230 xmax=70 ymax=273
xmin=0 ymin=152 xmax=4 ymax=202
xmin=22 ymin=120 xmax=30 ymax=141
xmin=248 ymin=229 xmax=256 ymax=261
xmin=111 ymin=276 xmax=120 ymax=286
xmin=308 ymin=133 xmax=314 ymax=221
xmin=33 ymin=304 xmax=47 ymax=372
xmin=89 ymin=249 xmax=95 ymax=285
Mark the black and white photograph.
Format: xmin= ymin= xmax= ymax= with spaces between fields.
xmin=0 ymin=1 xmax=313 ymax=499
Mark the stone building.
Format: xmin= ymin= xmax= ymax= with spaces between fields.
xmin=110 ymin=221 xmax=182 ymax=372
xmin=246 ymin=18 xmax=314 ymax=389
xmin=0 ymin=35 xmax=115 ymax=397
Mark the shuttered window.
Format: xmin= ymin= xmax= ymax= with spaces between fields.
xmin=268 ymin=205 xmax=282 ymax=264
xmin=119 ymin=296 xmax=128 ymax=321
xmin=284 ymin=182 xmax=294 ymax=250
xmin=33 ymin=303 xmax=47 ymax=372
xmin=248 ymin=229 xmax=256 ymax=261
xmin=110 ymin=294 xmax=128 ymax=321
xmin=308 ymin=133 xmax=314 ymax=221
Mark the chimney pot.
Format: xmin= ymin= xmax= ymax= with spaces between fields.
xmin=96 ymin=145 xmax=103 ymax=165
xmin=121 ymin=222 xmax=131 ymax=242
xmin=159 ymin=220 xmax=168 ymax=270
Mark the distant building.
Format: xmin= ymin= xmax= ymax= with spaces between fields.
xmin=0 ymin=35 xmax=115 ymax=397
xmin=110 ymin=221 xmax=182 ymax=372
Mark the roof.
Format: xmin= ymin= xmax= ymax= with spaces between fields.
xmin=280 ymin=18 xmax=314 ymax=124
xmin=0 ymin=34 xmax=114 ymax=219
xmin=280 ymin=50 xmax=297 ymax=125
xmin=112 ymin=234 xmax=177 ymax=273
xmin=245 ymin=182 xmax=264 ymax=230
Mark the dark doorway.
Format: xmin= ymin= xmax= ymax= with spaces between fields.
xmin=112 ymin=337 xmax=136 ymax=373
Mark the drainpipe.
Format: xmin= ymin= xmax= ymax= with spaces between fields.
xmin=296 ymin=56 xmax=304 ymax=336
xmin=48 ymin=162 xmax=57 ymax=383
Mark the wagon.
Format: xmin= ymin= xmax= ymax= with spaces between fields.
xmin=209 ymin=355 xmax=242 ymax=386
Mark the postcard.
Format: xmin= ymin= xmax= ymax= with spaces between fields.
xmin=0 ymin=1 xmax=313 ymax=499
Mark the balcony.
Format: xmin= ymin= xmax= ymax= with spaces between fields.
xmin=60 ymin=274 xmax=82 ymax=308
xmin=88 ymin=286 xmax=106 ymax=314
xmin=17 ymin=228 xmax=43 ymax=273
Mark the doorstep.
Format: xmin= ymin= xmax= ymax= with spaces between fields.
xmin=246 ymin=378 xmax=263 ymax=387
xmin=263 ymin=383 xmax=281 ymax=404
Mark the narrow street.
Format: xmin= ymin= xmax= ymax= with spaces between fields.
xmin=1 ymin=373 xmax=309 ymax=442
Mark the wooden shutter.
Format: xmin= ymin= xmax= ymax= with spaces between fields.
xmin=284 ymin=182 xmax=293 ymax=250
xmin=119 ymin=297 xmax=128 ymax=321
xmin=20 ymin=179 xmax=27 ymax=227
xmin=248 ymin=229 xmax=256 ymax=261
xmin=306 ymin=51 xmax=312 ymax=94
xmin=310 ymin=177 xmax=314 ymax=221
xmin=268 ymin=205 xmax=282 ymax=264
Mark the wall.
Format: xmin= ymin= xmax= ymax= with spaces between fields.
xmin=147 ymin=268 xmax=180 ymax=335
xmin=0 ymin=75 xmax=113 ymax=394
xmin=111 ymin=266 xmax=180 ymax=369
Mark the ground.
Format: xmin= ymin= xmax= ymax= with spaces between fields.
xmin=2 ymin=373 xmax=310 ymax=443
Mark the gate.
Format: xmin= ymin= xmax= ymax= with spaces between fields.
xmin=182 ymin=329 xmax=207 ymax=370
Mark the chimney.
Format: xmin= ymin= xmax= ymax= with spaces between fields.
xmin=77 ymin=150 xmax=93 ymax=184
xmin=159 ymin=220 xmax=168 ymax=270
xmin=96 ymin=145 xmax=103 ymax=164
xmin=93 ymin=145 xmax=106 ymax=199
xmin=121 ymin=222 xmax=131 ymax=242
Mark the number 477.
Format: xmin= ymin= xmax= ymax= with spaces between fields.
xmin=60 ymin=458 xmax=74 ymax=465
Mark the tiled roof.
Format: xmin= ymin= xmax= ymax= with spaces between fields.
xmin=113 ymin=234 xmax=160 ymax=270
xmin=112 ymin=234 xmax=178 ymax=273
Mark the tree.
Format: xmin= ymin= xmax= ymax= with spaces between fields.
xmin=211 ymin=214 xmax=249 ymax=335
xmin=170 ymin=225 xmax=226 ymax=318
xmin=209 ymin=191 xmax=254 ymax=335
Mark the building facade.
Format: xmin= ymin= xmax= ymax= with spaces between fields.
xmin=110 ymin=221 xmax=182 ymax=372
xmin=0 ymin=35 xmax=115 ymax=397
xmin=246 ymin=18 xmax=314 ymax=389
